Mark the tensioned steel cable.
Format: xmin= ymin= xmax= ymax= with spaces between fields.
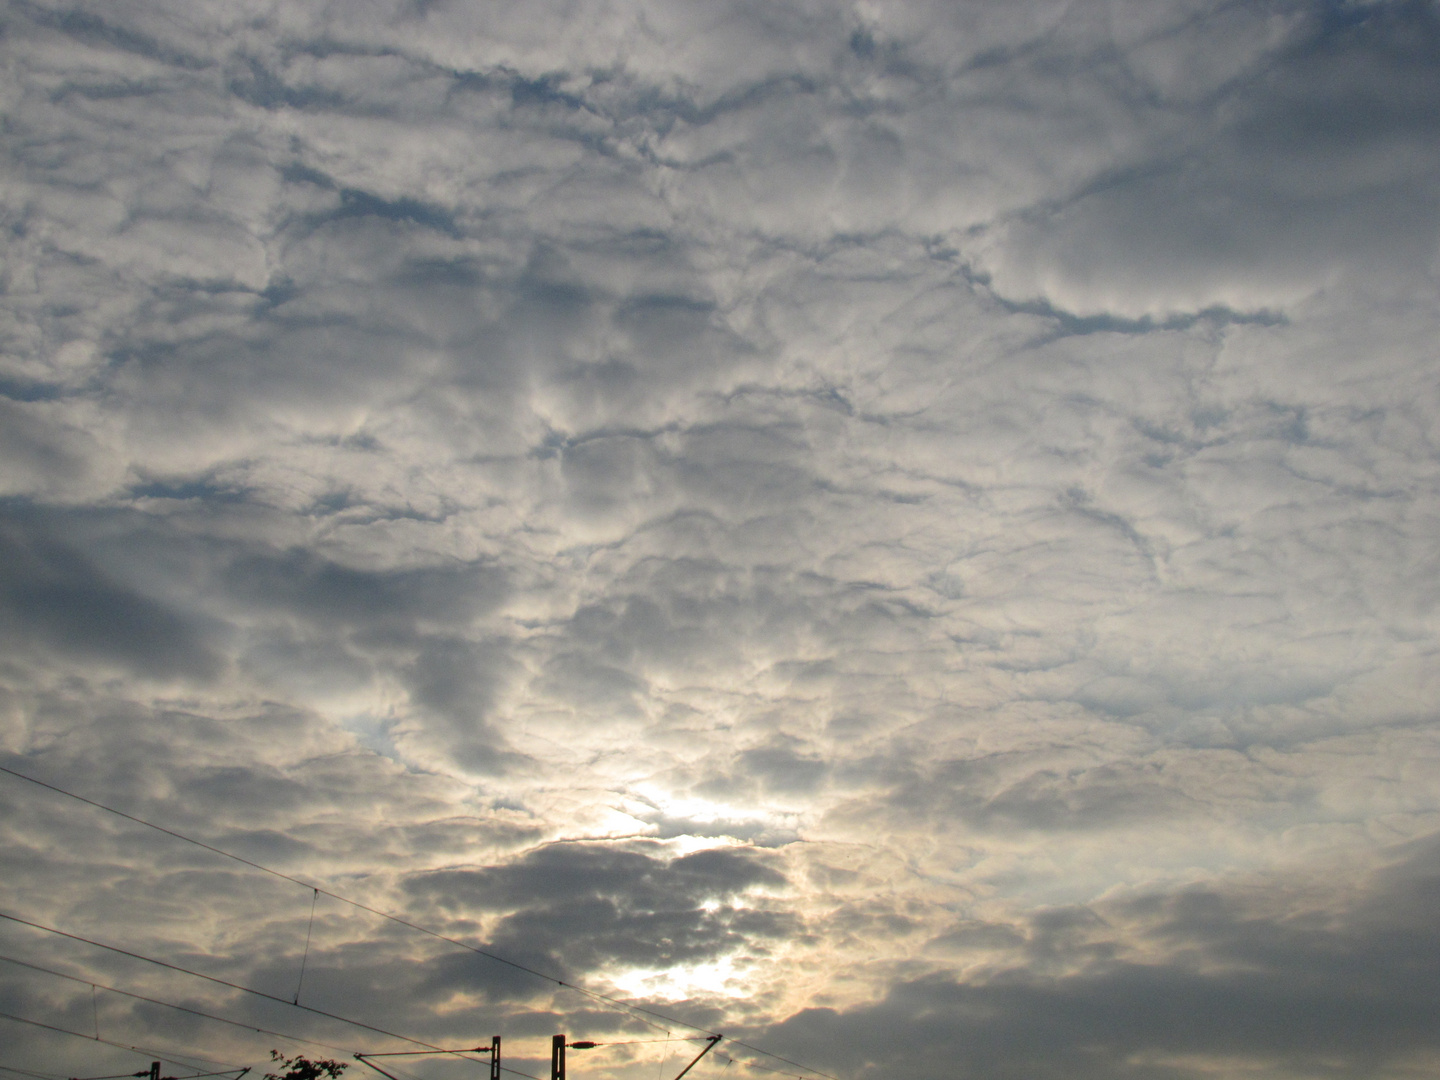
xmin=0 ymin=766 xmax=679 ymax=1039
xmin=0 ymin=918 xmax=538 ymax=1080
xmin=0 ymin=764 xmax=840 ymax=1080
xmin=0 ymin=912 xmax=484 ymax=1061
xmin=716 ymin=1045 xmax=832 ymax=1079
xmin=0 ymin=1064 xmax=68 ymax=1080
xmin=0 ymin=952 xmax=359 ymax=1059
xmin=0 ymin=1009 xmax=239 ymax=1074
xmin=77 ymin=1070 xmax=246 ymax=1080
xmin=714 ymin=1052 xmax=813 ymax=1079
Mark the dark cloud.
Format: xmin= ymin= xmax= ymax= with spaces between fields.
xmin=0 ymin=512 xmax=223 ymax=680
xmin=223 ymin=549 xmax=505 ymax=629
xmin=695 ymin=737 xmax=829 ymax=801
xmin=409 ymin=842 xmax=784 ymax=912
xmin=763 ymin=832 xmax=1440 ymax=1080
xmin=0 ymin=399 xmax=93 ymax=492
xmin=2 ymin=1 xmax=1439 ymax=1077
xmin=868 ymin=752 xmax=1192 ymax=833
xmin=975 ymin=0 xmax=1440 ymax=316
xmin=401 ymin=635 xmax=523 ymax=774
xmin=405 ymin=842 xmax=790 ymax=980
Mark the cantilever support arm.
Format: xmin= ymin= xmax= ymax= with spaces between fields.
xmin=356 ymin=1046 xmax=493 ymax=1080
xmin=353 ymin=1058 xmax=406 ymax=1080
xmin=671 ymin=1035 xmax=722 ymax=1080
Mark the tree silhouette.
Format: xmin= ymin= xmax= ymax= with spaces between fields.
xmin=264 ymin=1052 xmax=349 ymax=1080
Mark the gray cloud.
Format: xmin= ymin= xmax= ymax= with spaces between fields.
xmin=2 ymin=1 xmax=1439 ymax=1077
xmin=405 ymin=842 xmax=791 ymax=981
xmin=0 ymin=512 xmax=224 ymax=680
xmin=761 ymin=830 xmax=1440 ymax=1080
xmin=971 ymin=1 xmax=1440 ymax=316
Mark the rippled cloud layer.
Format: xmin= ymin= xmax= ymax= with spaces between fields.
xmin=2 ymin=2 xmax=1439 ymax=1079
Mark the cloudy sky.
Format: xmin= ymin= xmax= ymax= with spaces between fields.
xmin=2 ymin=1 xmax=1440 ymax=1078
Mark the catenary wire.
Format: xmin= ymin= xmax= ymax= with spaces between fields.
xmin=0 ymin=1010 xmax=239 ymax=1074
xmin=718 ymin=1045 xmax=831 ymax=1079
xmin=714 ymin=1052 xmax=817 ymax=1079
xmin=78 ymin=1070 xmax=247 ymax=1080
xmin=0 ymin=918 xmax=538 ymax=1080
xmin=355 ymin=1057 xmax=537 ymax=1080
xmin=0 ymin=953 xmax=359 ymax=1059
xmin=0 ymin=764 xmax=840 ymax=1080
xmin=0 ymin=1065 xmax=68 ymax=1080
xmin=0 ymin=766 xmax=672 ymax=1037
xmin=0 ymin=912 xmax=489 ymax=1066
xmin=356 ymin=1057 xmax=541 ymax=1080
xmin=363 ymin=1061 xmax=536 ymax=1080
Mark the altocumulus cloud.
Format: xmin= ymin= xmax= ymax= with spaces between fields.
xmin=1 ymin=2 xmax=1439 ymax=1079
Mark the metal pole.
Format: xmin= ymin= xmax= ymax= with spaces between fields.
xmin=671 ymin=1035 xmax=722 ymax=1080
xmin=551 ymin=1035 xmax=565 ymax=1080
xmin=491 ymin=1036 xmax=501 ymax=1080
xmin=149 ymin=1064 xmax=159 ymax=1080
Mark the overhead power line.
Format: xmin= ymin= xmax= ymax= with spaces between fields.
xmin=0 ymin=1009 xmax=239 ymax=1075
xmin=714 ymin=1051 xmax=826 ymax=1080
xmin=0 ymin=1064 xmax=68 ymax=1080
xmin=0 ymin=952 xmax=358 ymax=1059
xmin=0 ymin=911 xmax=482 ymax=1063
xmin=717 ymin=1045 xmax=831 ymax=1080
xmin=0 ymin=763 xmax=841 ymax=1080
xmin=0 ymin=916 xmax=532 ymax=1080
xmin=0 ymin=961 xmax=541 ymax=1080
xmin=0 ymin=765 xmax=678 ymax=1038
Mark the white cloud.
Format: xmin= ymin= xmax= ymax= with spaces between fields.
xmin=2 ymin=1 xmax=1439 ymax=1078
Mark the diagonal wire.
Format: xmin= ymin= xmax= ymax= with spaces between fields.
xmin=0 ymin=911 xmax=487 ymax=1065
xmin=0 ymin=1009 xmax=238 ymax=1074
xmin=715 ymin=1052 xmax=822 ymax=1079
xmin=0 ymin=955 xmax=537 ymax=1080
xmin=0 ymin=763 xmax=841 ymax=1080
xmin=720 ymin=1043 xmax=833 ymax=1080
xmin=0 ymin=765 xmax=676 ymax=1038
xmin=293 ymin=888 xmax=319 ymax=1006
xmin=0 ymin=952 xmax=359 ymax=1058
xmin=77 ymin=1071 xmax=246 ymax=1080
xmin=0 ymin=1065 xmax=68 ymax=1080
xmin=357 ymin=1056 xmax=537 ymax=1080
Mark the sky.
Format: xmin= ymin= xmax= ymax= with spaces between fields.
xmin=2 ymin=1 xmax=1439 ymax=1079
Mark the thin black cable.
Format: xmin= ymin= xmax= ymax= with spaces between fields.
xmin=353 ymin=1050 xmax=489 ymax=1058
xmin=0 ymin=948 xmax=531 ymax=1080
xmin=0 ymin=1065 xmax=67 ymax=1080
xmin=0 ymin=953 xmax=358 ymax=1059
xmin=357 ymin=1057 xmax=537 ymax=1080
xmin=293 ymin=889 xmax=319 ymax=1006
xmin=715 ymin=1052 xmax=818 ymax=1079
xmin=720 ymin=1043 xmax=833 ymax=1080
xmin=77 ymin=1071 xmax=246 ymax=1080
xmin=0 ymin=911 xmax=488 ymax=1066
xmin=0 ymin=1010 xmax=237 ymax=1074
xmin=0 ymin=765 xmax=673 ymax=1035
xmin=0 ymin=764 xmax=841 ymax=1080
